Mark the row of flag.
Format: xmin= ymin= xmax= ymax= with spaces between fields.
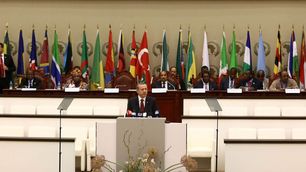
xmin=2 ymin=26 xmax=306 ymax=89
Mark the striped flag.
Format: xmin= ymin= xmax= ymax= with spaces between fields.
xmin=17 ymin=29 xmax=25 ymax=76
xmin=161 ymin=29 xmax=169 ymax=71
xmin=40 ymin=29 xmax=49 ymax=75
xmin=50 ymin=30 xmax=61 ymax=89
xmin=3 ymin=30 xmax=11 ymax=56
xmin=117 ymin=29 xmax=125 ymax=73
xmin=105 ymin=27 xmax=115 ymax=85
xmin=273 ymin=28 xmax=282 ymax=75
xmin=129 ymin=29 xmax=137 ymax=78
xmin=176 ymin=28 xmax=185 ymax=82
xmin=91 ymin=29 xmax=105 ymax=90
xmin=185 ymin=30 xmax=197 ymax=87
xmin=202 ymin=31 xmax=209 ymax=69
xmin=243 ymin=30 xmax=252 ymax=72
xmin=300 ymin=30 xmax=306 ymax=89
xmin=287 ymin=30 xmax=299 ymax=79
xmin=81 ymin=29 xmax=89 ymax=80
xmin=63 ymin=28 xmax=73 ymax=74
xmin=257 ymin=31 xmax=266 ymax=72
xmin=29 ymin=29 xmax=38 ymax=70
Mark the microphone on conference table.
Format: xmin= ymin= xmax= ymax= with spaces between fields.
xmin=167 ymin=81 xmax=176 ymax=90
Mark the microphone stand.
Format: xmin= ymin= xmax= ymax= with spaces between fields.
xmin=59 ymin=108 xmax=63 ymax=172
xmin=57 ymin=97 xmax=73 ymax=172
xmin=215 ymin=109 xmax=219 ymax=172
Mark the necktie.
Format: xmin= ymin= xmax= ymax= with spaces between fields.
xmin=162 ymin=81 xmax=165 ymax=88
xmin=205 ymin=83 xmax=209 ymax=90
xmin=140 ymin=99 xmax=145 ymax=113
xmin=230 ymin=79 xmax=234 ymax=88
xmin=0 ymin=56 xmax=5 ymax=78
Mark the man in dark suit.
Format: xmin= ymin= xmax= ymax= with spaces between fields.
xmin=220 ymin=67 xmax=239 ymax=90
xmin=239 ymin=70 xmax=263 ymax=91
xmin=151 ymin=71 xmax=176 ymax=90
xmin=193 ymin=70 xmax=217 ymax=90
xmin=170 ymin=66 xmax=185 ymax=90
xmin=0 ymin=43 xmax=16 ymax=93
xmin=127 ymin=83 xmax=159 ymax=117
xmin=19 ymin=68 xmax=42 ymax=89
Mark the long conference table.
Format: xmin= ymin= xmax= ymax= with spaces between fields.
xmin=2 ymin=89 xmax=306 ymax=122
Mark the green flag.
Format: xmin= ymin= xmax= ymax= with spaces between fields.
xmin=185 ymin=30 xmax=197 ymax=87
xmin=229 ymin=30 xmax=237 ymax=69
xmin=81 ymin=30 xmax=89 ymax=79
xmin=91 ymin=30 xmax=105 ymax=90
xmin=161 ymin=30 xmax=169 ymax=71
xmin=219 ymin=32 xmax=228 ymax=78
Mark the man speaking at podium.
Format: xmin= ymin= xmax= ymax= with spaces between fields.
xmin=127 ymin=83 xmax=159 ymax=117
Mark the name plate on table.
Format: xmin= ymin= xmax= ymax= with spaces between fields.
xmin=65 ymin=87 xmax=80 ymax=92
xmin=190 ymin=88 xmax=206 ymax=93
xmin=285 ymin=88 xmax=300 ymax=94
xmin=152 ymin=88 xmax=167 ymax=93
xmin=104 ymin=88 xmax=119 ymax=93
xmin=227 ymin=88 xmax=242 ymax=93
xmin=21 ymin=88 xmax=37 ymax=91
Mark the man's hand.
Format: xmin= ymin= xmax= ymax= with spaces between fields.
xmin=3 ymin=65 xmax=8 ymax=70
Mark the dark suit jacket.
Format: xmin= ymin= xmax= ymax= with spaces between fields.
xmin=0 ymin=54 xmax=16 ymax=92
xmin=220 ymin=77 xmax=239 ymax=90
xmin=151 ymin=80 xmax=176 ymax=90
xmin=19 ymin=77 xmax=42 ymax=89
xmin=193 ymin=79 xmax=218 ymax=90
xmin=127 ymin=96 xmax=159 ymax=117
xmin=239 ymin=78 xmax=263 ymax=90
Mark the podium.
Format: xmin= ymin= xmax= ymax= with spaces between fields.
xmin=97 ymin=118 xmax=187 ymax=171
xmin=116 ymin=117 xmax=165 ymax=170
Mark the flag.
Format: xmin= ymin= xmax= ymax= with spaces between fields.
xmin=40 ymin=29 xmax=49 ymax=75
xmin=243 ymin=30 xmax=252 ymax=72
xmin=229 ymin=30 xmax=237 ymax=69
xmin=105 ymin=28 xmax=115 ymax=85
xmin=17 ymin=29 xmax=25 ymax=76
xmin=29 ymin=29 xmax=38 ymax=70
xmin=176 ymin=28 xmax=185 ymax=82
xmin=219 ymin=32 xmax=228 ymax=79
xmin=3 ymin=30 xmax=11 ymax=56
xmin=81 ymin=30 xmax=89 ymax=80
xmin=63 ymin=28 xmax=73 ymax=74
xmin=117 ymin=29 xmax=125 ymax=73
xmin=273 ymin=29 xmax=282 ymax=75
xmin=50 ymin=30 xmax=61 ymax=89
xmin=300 ymin=31 xmax=306 ymax=89
xmin=185 ymin=30 xmax=197 ymax=86
xmin=137 ymin=31 xmax=151 ymax=89
xmin=161 ymin=29 xmax=169 ymax=71
xmin=287 ymin=30 xmax=299 ymax=79
xmin=91 ymin=29 xmax=105 ymax=90
xmin=202 ymin=31 xmax=209 ymax=69
xmin=129 ymin=30 xmax=137 ymax=78
xmin=257 ymin=31 xmax=266 ymax=72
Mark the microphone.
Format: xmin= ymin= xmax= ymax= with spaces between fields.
xmin=167 ymin=81 xmax=176 ymax=90
xmin=154 ymin=110 xmax=160 ymax=117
